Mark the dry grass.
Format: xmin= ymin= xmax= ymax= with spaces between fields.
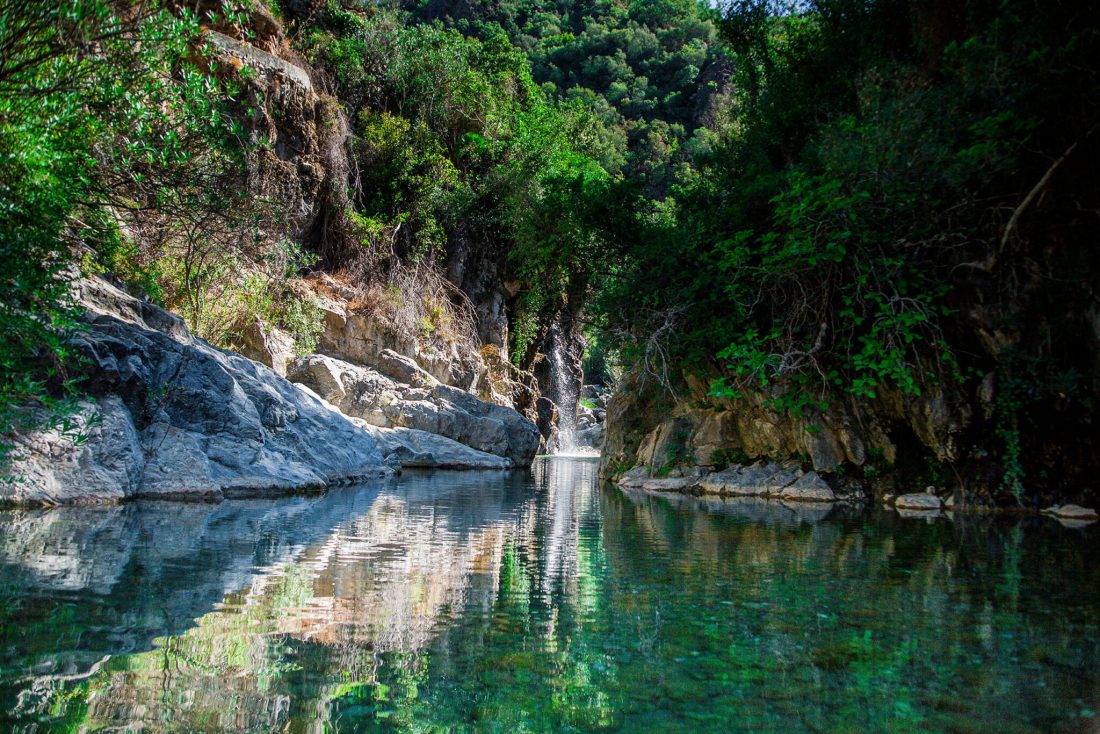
xmin=316 ymin=260 xmax=483 ymax=360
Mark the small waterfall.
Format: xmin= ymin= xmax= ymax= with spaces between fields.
xmin=548 ymin=328 xmax=599 ymax=456
xmin=549 ymin=335 xmax=579 ymax=453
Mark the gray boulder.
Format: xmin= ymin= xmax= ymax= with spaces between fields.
xmin=576 ymin=423 xmax=605 ymax=451
xmin=376 ymin=349 xmax=437 ymax=387
xmin=363 ymin=425 xmax=511 ymax=470
xmin=289 ymin=353 xmax=394 ymax=427
xmin=289 ymin=353 xmax=540 ymax=467
xmin=698 ymin=462 xmax=801 ymax=497
xmin=894 ymin=493 xmax=944 ymax=511
xmin=231 ymin=318 xmax=296 ymax=377
xmin=1 ymin=278 xmax=389 ymax=505
xmin=776 ymin=472 xmax=836 ymax=502
xmin=428 ymin=382 xmax=540 ymax=464
xmin=2 ymin=396 xmax=144 ymax=505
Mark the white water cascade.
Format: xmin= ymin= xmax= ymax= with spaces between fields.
xmin=548 ymin=330 xmax=599 ymax=457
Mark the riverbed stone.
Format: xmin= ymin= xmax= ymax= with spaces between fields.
xmin=776 ymin=473 xmax=836 ymax=502
xmin=697 ymin=462 xmax=800 ymax=497
xmin=895 ymin=493 xmax=944 ymax=511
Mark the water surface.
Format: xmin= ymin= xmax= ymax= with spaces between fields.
xmin=1 ymin=458 xmax=1098 ymax=732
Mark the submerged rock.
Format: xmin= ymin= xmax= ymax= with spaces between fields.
xmin=1042 ymin=504 xmax=1099 ymax=527
xmin=1 ymin=279 xmax=389 ymax=506
xmin=894 ymin=493 xmax=944 ymax=511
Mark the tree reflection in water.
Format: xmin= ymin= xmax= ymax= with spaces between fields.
xmin=1 ymin=458 xmax=1098 ymax=732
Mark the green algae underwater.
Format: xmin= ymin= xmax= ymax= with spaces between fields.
xmin=0 ymin=458 xmax=1097 ymax=733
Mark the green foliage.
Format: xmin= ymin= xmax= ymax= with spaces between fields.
xmin=355 ymin=110 xmax=459 ymax=259
xmin=278 ymin=293 xmax=325 ymax=357
xmin=582 ymin=326 xmax=621 ymax=386
xmin=405 ymin=0 xmax=729 ymax=187
xmin=707 ymin=161 xmax=960 ymax=407
xmin=708 ymin=447 xmax=751 ymax=471
xmin=297 ymin=3 xmax=618 ymax=368
xmin=595 ymin=0 xmax=1098 ymax=500
xmin=0 ymin=0 xmax=253 ymax=466
xmin=160 ymin=235 xmax=320 ymax=351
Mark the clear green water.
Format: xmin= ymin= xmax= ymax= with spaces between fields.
xmin=1 ymin=457 xmax=1098 ymax=733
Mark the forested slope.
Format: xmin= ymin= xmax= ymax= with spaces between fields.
xmin=594 ymin=0 xmax=1100 ymax=507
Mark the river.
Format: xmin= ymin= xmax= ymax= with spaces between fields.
xmin=1 ymin=457 xmax=1098 ymax=732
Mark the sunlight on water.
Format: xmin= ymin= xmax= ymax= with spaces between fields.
xmin=1 ymin=458 xmax=1098 ymax=733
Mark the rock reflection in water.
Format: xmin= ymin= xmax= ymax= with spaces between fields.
xmin=1 ymin=458 xmax=1099 ymax=733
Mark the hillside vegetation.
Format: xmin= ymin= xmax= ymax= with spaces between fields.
xmin=2 ymin=0 xmax=1098 ymax=503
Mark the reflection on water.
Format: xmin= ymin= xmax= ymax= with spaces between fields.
xmin=1 ymin=458 xmax=1098 ymax=733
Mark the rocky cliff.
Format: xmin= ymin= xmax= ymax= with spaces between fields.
xmin=1 ymin=279 xmax=390 ymax=505
xmin=201 ymin=6 xmax=580 ymax=446
xmin=2 ymin=276 xmax=546 ymax=505
xmin=598 ymin=365 xmax=976 ymax=508
xmin=600 ymin=353 xmax=1089 ymax=509
xmin=602 ymin=371 xmax=966 ymax=476
xmin=1 ymin=2 xmax=589 ymax=501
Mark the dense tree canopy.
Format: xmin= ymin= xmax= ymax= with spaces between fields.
xmin=594 ymin=0 xmax=1100 ymax=498
xmin=2 ymin=0 xmax=1097 ymax=498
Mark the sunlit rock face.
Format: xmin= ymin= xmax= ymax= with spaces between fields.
xmin=288 ymin=352 xmax=541 ymax=468
xmin=304 ymin=274 xmax=545 ymax=425
xmin=1 ymin=278 xmax=389 ymax=505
